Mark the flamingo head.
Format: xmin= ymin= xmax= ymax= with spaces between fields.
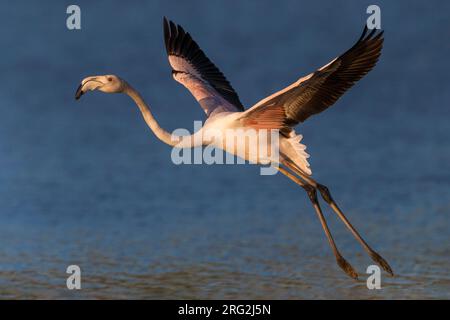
xmin=75 ymin=75 xmax=126 ymax=100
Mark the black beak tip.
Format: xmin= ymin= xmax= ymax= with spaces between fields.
xmin=75 ymin=84 xmax=83 ymax=100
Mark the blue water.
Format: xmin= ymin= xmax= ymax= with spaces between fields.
xmin=0 ymin=1 xmax=449 ymax=299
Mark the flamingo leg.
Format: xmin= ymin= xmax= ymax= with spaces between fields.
xmin=277 ymin=166 xmax=358 ymax=279
xmin=282 ymin=160 xmax=394 ymax=276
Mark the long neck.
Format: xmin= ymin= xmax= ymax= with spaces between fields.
xmin=123 ymin=83 xmax=195 ymax=147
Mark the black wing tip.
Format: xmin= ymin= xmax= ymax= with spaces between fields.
xmin=360 ymin=24 xmax=384 ymax=42
xmin=163 ymin=17 xmax=170 ymax=53
xmin=163 ymin=18 xmax=190 ymax=57
xmin=163 ymin=16 xmax=171 ymax=36
xmin=163 ymin=17 xmax=181 ymax=53
xmin=359 ymin=25 xmax=369 ymax=41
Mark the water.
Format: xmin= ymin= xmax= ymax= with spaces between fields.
xmin=0 ymin=1 xmax=449 ymax=299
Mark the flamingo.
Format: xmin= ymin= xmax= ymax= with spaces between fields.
xmin=75 ymin=17 xmax=393 ymax=279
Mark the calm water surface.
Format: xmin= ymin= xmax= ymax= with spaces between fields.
xmin=0 ymin=1 xmax=449 ymax=299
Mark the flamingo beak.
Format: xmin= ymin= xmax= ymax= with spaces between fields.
xmin=75 ymin=84 xmax=84 ymax=100
xmin=75 ymin=77 xmax=104 ymax=100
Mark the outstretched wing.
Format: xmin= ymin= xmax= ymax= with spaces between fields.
xmin=163 ymin=17 xmax=244 ymax=115
xmin=242 ymin=26 xmax=384 ymax=129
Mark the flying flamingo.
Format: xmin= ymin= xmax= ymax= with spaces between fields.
xmin=75 ymin=17 xmax=392 ymax=279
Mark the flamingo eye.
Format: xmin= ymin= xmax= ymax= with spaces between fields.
xmin=107 ymin=77 xmax=112 ymax=82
